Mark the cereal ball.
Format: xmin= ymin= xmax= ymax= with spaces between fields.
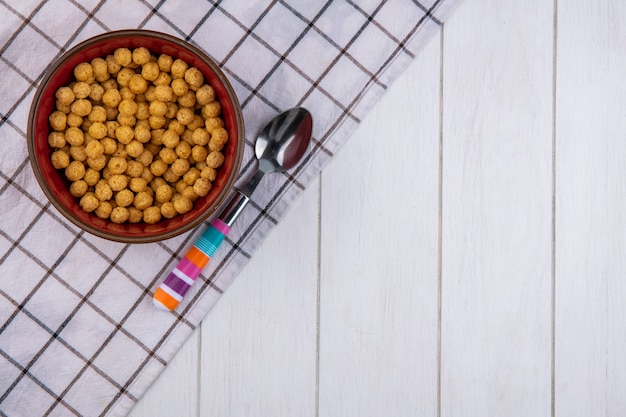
xmin=144 ymin=86 xmax=157 ymax=102
xmin=134 ymin=191 xmax=153 ymax=210
xmin=163 ymin=168 xmax=180 ymax=183
xmin=81 ymin=119 xmax=93 ymax=133
xmin=71 ymin=99 xmax=92 ymax=117
xmin=143 ymin=206 xmax=162 ymax=224
xmin=119 ymin=86 xmax=135 ymax=101
xmin=95 ymin=201 xmax=113 ymax=219
xmin=168 ymin=119 xmax=185 ymax=135
xmin=118 ymin=99 xmax=138 ymax=116
xmin=85 ymin=139 xmax=104 ymax=158
xmin=188 ymin=115 xmax=205 ymax=131
xmin=67 ymin=113 xmax=83 ymax=127
xmin=129 ymin=177 xmax=147 ymax=193
xmin=108 ymin=156 xmax=128 ymax=175
xmin=136 ymin=102 xmax=150 ymax=120
xmin=202 ymin=102 xmax=221 ymax=119
xmin=133 ymin=125 xmax=151 ymax=144
xmin=48 ymin=131 xmax=66 ymax=148
xmin=74 ymin=62 xmax=94 ymax=82
xmin=108 ymin=174 xmax=128 ymax=192
xmin=149 ymin=101 xmax=167 ymax=117
xmin=176 ymin=107 xmax=194 ymax=125
xmin=171 ymin=78 xmax=188 ymax=97
xmin=157 ymin=54 xmax=173 ymax=72
xmin=174 ymin=180 xmax=189 ymax=194
xmin=112 ymin=143 xmax=128 ymax=159
xmin=159 ymin=147 xmax=178 ymax=165
xmin=191 ymin=128 xmax=210 ymax=146
xmin=182 ymin=167 xmax=200 ymax=185
xmin=141 ymin=61 xmax=160 ymax=81
xmin=105 ymin=121 xmax=120 ymax=138
xmin=137 ymin=149 xmax=154 ymax=167
xmin=209 ymin=127 xmax=228 ymax=151
xmin=49 ymin=111 xmax=67 ymax=131
xmin=126 ymin=207 xmax=142 ymax=223
xmin=181 ymin=129 xmax=194 ymax=145
xmin=87 ymin=155 xmax=107 ymax=171
xmin=196 ymin=84 xmax=215 ymax=106
xmin=101 ymin=78 xmax=119 ymax=91
xmin=55 ymin=87 xmax=75 ymax=106
xmin=69 ymin=180 xmax=88 ymax=197
xmin=177 ymin=91 xmax=196 ymax=109
xmin=200 ymin=166 xmax=217 ymax=181
xmin=115 ymin=189 xmax=134 ymax=207
xmin=88 ymin=122 xmax=107 ymax=139
xmin=150 ymin=160 xmax=168 ymax=176
xmin=154 ymin=85 xmax=173 ymax=102
xmin=149 ymin=115 xmax=166 ymax=129
xmin=70 ymin=145 xmax=87 ymax=162
xmin=155 ymin=184 xmax=173 ymax=203
xmin=55 ymin=101 xmax=71 ymax=114
xmin=185 ymin=68 xmax=204 ymax=91
xmin=89 ymin=84 xmax=105 ymax=102
xmin=132 ymin=47 xmax=151 ymax=65
xmin=192 ymin=178 xmax=212 ymax=197
xmin=65 ymin=126 xmax=85 ymax=146
xmin=165 ymin=103 xmax=178 ymax=120
xmin=171 ymin=158 xmax=190 ymax=176
xmin=88 ymin=106 xmax=107 ymax=123
xmin=151 ymin=177 xmax=168 ymax=191
xmin=105 ymin=54 xmax=122 ymax=75
xmin=84 ymin=168 xmax=100 ymax=186
xmin=72 ymin=81 xmax=91 ymax=99
xmin=95 ymin=180 xmax=113 ymax=201
xmin=102 ymin=89 xmax=122 ymax=108
xmin=206 ymin=151 xmax=225 ymax=169
xmin=153 ymin=72 xmax=172 ymax=87
xmin=129 ymin=74 xmax=148 ymax=94
xmin=114 ymin=48 xmax=132 ymax=66
xmin=160 ymin=202 xmax=177 ymax=219
xmin=80 ymin=192 xmax=99 ymax=212
xmin=90 ymin=57 xmax=109 ymax=82
xmin=140 ymin=167 xmax=154 ymax=183
xmin=110 ymin=206 xmax=130 ymax=223
xmin=117 ymin=67 xmax=135 ymax=87
xmin=171 ymin=59 xmax=188 ymax=79
xmin=182 ymin=185 xmax=199 ymax=201
xmin=204 ymin=116 xmax=223 ymax=133
xmin=117 ymin=114 xmax=137 ymax=127
xmin=161 ymin=129 xmax=180 ymax=149
xmin=51 ymin=150 xmax=70 ymax=169
xmin=126 ymin=140 xmax=144 ymax=158
xmin=191 ymin=145 xmax=208 ymax=163
xmin=173 ymin=196 xmax=193 ymax=214
xmin=175 ymin=141 xmax=192 ymax=159
xmin=65 ymin=160 xmax=85 ymax=181
xmin=125 ymin=160 xmax=144 ymax=178
xmin=105 ymin=106 xmax=119 ymax=121
xmin=115 ymin=125 xmax=134 ymax=144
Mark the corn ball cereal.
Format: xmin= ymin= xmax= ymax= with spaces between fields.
xmin=48 ymin=47 xmax=229 ymax=225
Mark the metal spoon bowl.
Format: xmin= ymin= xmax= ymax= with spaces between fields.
xmin=154 ymin=107 xmax=313 ymax=311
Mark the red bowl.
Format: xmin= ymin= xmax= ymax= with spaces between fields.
xmin=27 ymin=30 xmax=244 ymax=243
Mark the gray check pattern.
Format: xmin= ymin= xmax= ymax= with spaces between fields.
xmin=0 ymin=0 xmax=461 ymax=416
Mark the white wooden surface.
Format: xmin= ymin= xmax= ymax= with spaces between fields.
xmin=129 ymin=0 xmax=626 ymax=416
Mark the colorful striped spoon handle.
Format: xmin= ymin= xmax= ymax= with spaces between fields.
xmin=153 ymin=218 xmax=230 ymax=311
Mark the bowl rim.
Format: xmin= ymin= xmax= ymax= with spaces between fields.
xmin=27 ymin=29 xmax=244 ymax=243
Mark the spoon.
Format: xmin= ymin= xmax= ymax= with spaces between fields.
xmin=154 ymin=107 xmax=313 ymax=311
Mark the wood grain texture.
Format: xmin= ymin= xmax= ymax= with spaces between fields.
xmin=126 ymin=1 xmax=626 ymax=416
xmin=555 ymin=1 xmax=626 ymax=415
xmin=318 ymin=31 xmax=441 ymax=417
xmin=440 ymin=0 xmax=553 ymax=415
xmin=197 ymin=182 xmax=319 ymax=417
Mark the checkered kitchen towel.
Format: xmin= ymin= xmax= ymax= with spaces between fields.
xmin=0 ymin=0 xmax=461 ymax=416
